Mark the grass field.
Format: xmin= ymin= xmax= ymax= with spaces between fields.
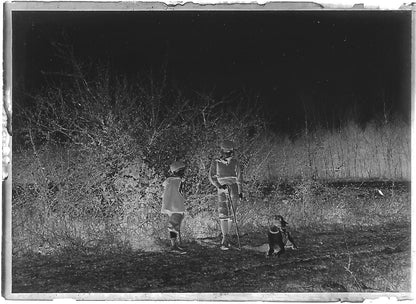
xmin=11 ymin=181 xmax=411 ymax=296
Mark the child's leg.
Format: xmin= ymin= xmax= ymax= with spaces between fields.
xmin=267 ymin=232 xmax=275 ymax=256
xmin=220 ymin=219 xmax=229 ymax=244
xmin=168 ymin=214 xmax=179 ymax=247
xmin=168 ymin=213 xmax=184 ymax=248
xmin=176 ymin=213 xmax=184 ymax=245
xmin=218 ymin=189 xmax=230 ymax=246
xmin=169 ymin=229 xmax=178 ymax=247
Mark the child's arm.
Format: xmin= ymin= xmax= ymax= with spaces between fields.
xmin=161 ymin=179 xmax=169 ymax=198
xmin=208 ymin=160 xmax=221 ymax=188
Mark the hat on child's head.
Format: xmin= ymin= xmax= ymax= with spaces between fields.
xmin=219 ymin=140 xmax=234 ymax=152
xmin=170 ymin=161 xmax=185 ymax=173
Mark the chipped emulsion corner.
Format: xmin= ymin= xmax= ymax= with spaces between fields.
xmin=2 ymin=88 xmax=12 ymax=181
xmin=1 ymin=0 xmax=414 ymax=300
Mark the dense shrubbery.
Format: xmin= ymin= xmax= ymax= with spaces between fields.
xmin=13 ymin=61 xmax=410 ymax=255
xmin=13 ymin=64 xmax=266 ymax=254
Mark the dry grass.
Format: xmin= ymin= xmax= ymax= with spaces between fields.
xmin=247 ymin=120 xmax=410 ymax=181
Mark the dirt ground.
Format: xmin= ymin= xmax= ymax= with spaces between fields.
xmin=12 ymin=222 xmax=411 ymax=294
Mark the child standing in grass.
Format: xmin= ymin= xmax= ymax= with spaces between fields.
xmin=161 ymin=161 xmax=187 ymax=254
xmin=209 ymin=140 xmax=243 ymax=250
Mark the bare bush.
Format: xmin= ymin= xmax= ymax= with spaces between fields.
xmin=13 ymin=57 xmax=266 ymax=254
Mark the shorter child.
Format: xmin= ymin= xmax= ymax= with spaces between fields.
xmin=161 ymin=161 xmax=187 ymax=254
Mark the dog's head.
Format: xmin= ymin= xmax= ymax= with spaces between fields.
xmin=274 ymin=215 xmax=288 ymax=228
xmin=269 ymin=215 xmax=289 ymax=234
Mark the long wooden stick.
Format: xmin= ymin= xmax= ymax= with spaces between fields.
xmin=226 ymin=185 xmax=241 ymax=250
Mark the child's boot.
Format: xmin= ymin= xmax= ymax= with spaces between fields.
xmin=220 ymin=234 xmax=230 ymax=251
xmin=170 ymin=237 xmax=186 ymax=254
xmin=220 ymin=219 xmax=230 ymax=250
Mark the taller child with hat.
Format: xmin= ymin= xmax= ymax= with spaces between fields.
xmin=209 ymin=140 xmax=243 ymax=250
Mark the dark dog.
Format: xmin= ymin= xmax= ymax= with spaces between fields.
xmin=267 ymin=215 xmax=298 ymax=257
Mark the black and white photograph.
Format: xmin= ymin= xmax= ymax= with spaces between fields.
xmin=3 ymin=1 xmax=413 ymax=301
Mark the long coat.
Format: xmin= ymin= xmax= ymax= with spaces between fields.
xmin=161 ymin=176 xmax=185 ymax=215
